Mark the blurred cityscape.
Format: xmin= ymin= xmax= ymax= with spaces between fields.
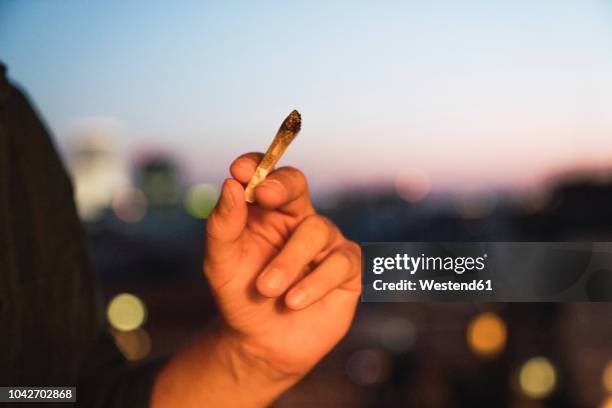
xmin=4 ymin=1 xmax=611 ymax=406
xmin=63 ymin=127 xmax=612 ymax=408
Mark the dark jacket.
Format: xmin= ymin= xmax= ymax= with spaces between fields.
xmin=0 ymin=63 xmax=161 ymax=407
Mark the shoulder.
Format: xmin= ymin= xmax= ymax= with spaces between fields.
xmin=0 ymin=62 xmax=13 ymax=107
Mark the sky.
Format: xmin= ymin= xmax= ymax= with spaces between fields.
xmin=1 ymin=0 xmax=612 ymax=194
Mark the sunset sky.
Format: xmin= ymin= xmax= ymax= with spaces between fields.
xmin=1 ymin=0 xmax=611 ymax=194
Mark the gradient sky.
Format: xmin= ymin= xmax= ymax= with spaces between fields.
xmin=1 ymin=0 xmax=611 ymax=194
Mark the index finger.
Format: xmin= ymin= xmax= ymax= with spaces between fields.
xmin=230 ymin=152 xmax=263 ymax=183
xmin=254 ymin=166 xmax=315 ymax=217
xmin=230 ymin=153 xmax=315 ymax=217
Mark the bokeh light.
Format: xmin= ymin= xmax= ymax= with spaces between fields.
xmin=394 ymin=168 xmax=431 ymax=203
xmin=379 ymin=316 xmax=417 ymax=354
xmin=112 ymin=187 xmax=148 ymax=223
xmin=184 ymin=183 xmax=219 ymax=219
xmin=345 ymin=349 xmax=392 ymax=386
xmin=107 ymin=293 xmax=147 ymax=332
xmin=603 ymin=361 xmax=612 ymax=393
xmin=466 ymin=312 xmax=507 ymax=358
xmin=601 ymin=396 xmax=612 ymax=408
xmin=515 ymin=187 xmax=552 ymax=215
xmin=69 ymin=126 xmax=128 ymax=222
xmin=455 ymin=194 xmax=496 ymax=219
xmin=510 ymin=401 xmax=543 ymax=408
xmin=519 ymin=357 xmax=557 ymax=399
xmin=112 ymin=328 xmax=152 ymax=361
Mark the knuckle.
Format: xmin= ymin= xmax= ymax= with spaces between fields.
xmin=276 ymin=166 xmax=308 ymax=191
xmin=334 ymin=248 xmax=354 ymax=270
xmin=303 ymin=213 xmax=323 ymax=228
xmin=280 ymin=165 xmax=306 ymax=180
xmin=305 ymin=214 xmax=335 ymax=236
xmin=340 ymin=241 xmax=361 ymax=269
xmin=346 ymin=241 xmax=362 ymax=259
xmin=319 ymin=214 xmax=334 ymax=229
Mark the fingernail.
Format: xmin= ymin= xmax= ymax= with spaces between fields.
xmin=219 ymin=180 xmax=234 ymax=214
xmin=287 ymin=288 xmax=309 ymax=309
xmin=259 ymin=268 xmax=284 ymax=292
xmin=259 ymin=179 xmax=284 ymax=194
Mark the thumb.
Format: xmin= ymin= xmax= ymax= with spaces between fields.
xmin=204 ymin=178 xmax=247 ymax=284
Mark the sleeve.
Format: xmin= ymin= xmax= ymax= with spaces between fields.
xmin=77 ymin=332 xmax=167 ymax=408
xmin=2 ymin=70 xmax=168 ymax=407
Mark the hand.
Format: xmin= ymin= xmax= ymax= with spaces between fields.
xmin=151 ymin=153 xmax=361 ymax=408
xmin=204 ymin=152 xmax=361 ymax=378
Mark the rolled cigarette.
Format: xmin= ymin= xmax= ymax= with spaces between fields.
xmin=245 ymin=110 xmax=302 ymax=203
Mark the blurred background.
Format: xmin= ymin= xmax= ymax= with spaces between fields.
xmin=2 ymin=1 xmax=612 ymax=406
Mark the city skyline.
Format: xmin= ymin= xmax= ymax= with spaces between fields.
xmin=2 ymin=0 xmax=612 ymax=195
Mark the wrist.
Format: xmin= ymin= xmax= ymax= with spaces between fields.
xmin=218 ymin=324 xmax=304 ymax=387
xmin=152 ymin=325 xmax=301 ymax=408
